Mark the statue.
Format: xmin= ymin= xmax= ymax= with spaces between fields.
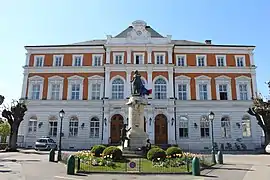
xmin=120 ymin=124 xmax=131 ymax=149
xmin=130 ymin=70 xmax=152 ymax=97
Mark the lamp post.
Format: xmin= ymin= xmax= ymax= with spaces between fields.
xmin=57 ymin=109 xmax=65 ymax=161
xmin=208 ymin=111 xmax=216 ymax=164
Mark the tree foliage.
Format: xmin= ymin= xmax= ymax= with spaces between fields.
xmin=0 ymin=120 xmax=11 ymax=143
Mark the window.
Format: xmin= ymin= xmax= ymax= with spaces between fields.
xmin=197 ymin=55 xmax=206 ymax=66
xmin=179 ymin=116 xmax=188 ymax=138
xmin=177 ymin=55 xmax=186 ymax=66
xmin=28 ymin=117 xmax=37 ymax=134
xmin=221 ymin=116 xmax=231 ymax=138
xmin=178 ymin=84 xmax=187 ymax=100
xmin=216 ymin=56 xmax=226 ymax=66
xmin=219 ymin=84 xmax=228 ymax=100
xmin=53 ymin=55 xmax=63 ymax=66
xmin=92 ymin=84 xmax=101 ymax=100
xmin=242 ymin=115 xmax=251 ymax=137
xmin=134 ymin=54 xmax=144 ymax=64
xmin=93 ymin=55 xmax=102 ymax=66
xmin=31 ymin=84 xmax=41 ymax=100
xmin=199 ymin=84 xmax=208 ymax=100
xmin=239 ymin=84 xmax=248 ymax=100
xmin=154 ymin=78 xmax=167 ymax=99
xmin=73 ymin=55 xmax=82 ymax=66
xmin=48 ymin=117 xmax=57 ymax=137
xmin=156 ymin=54 xmax=165 ymax=64
xmin=69 ymin=116 xmax=79 ymax=137
xmin=51 ymin=84 xmax=60 ymax=100
xmin=114 ymin=54 xmax=123 ymax=64
xmin=236 ymin=56 xmax=245 ymax=67
xmin=71 ymin=84 xmax=80 ymax=100
xmin=90 ymin=117 xmax=100 ymax=138
xmin=200 ymin=116 xmax=209 ymax=138
xmin=111 ymin=78 xmax=124 ymax=99
xmin=34 ymin=56 xmax=44 ymax=67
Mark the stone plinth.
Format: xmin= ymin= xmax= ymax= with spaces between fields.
xmin=126 ymin=96 xmax=149 ymax=150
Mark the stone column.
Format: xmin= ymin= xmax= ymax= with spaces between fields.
xmin=25 ymin=53 xmax=30 ymax=66
xmin=168 ymin=70 xmax=174 ymax=98
xmin=21 ymin=73 xmax=28 ymax=99
xmin=106 ymin=49 xmax=111 ymax=64
xmin=147 ymin=69 xmax=153 ymax=90
xmin=127 ymin=49 xmax=131 ymax=64
xmin=168 ymin=49 xmax=173 ymax=64
xmin=147 ymin=48 xmax=152 ymax=64
xmin=126 ymin=70 xmax=131 ymax=98
xmin=104 ymin=68 xmax=110 ymax=98
xmin=249 ymin=52 xmax=254 ymax=65
xmin=251 ymin=72 xmax=258 ymax=97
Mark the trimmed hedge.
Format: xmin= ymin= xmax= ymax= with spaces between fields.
xmin=90 ymin=145 xmax=106 ymax=157
xmin=151 ymin=145 xmax=160 ymax=149
xmin=147 ymin=147 xmax=166 ymax=160
xmin=103 ymin=146 xmax=122 ymax=160
xmin=166 ymin=146 xmax=182 ymax=157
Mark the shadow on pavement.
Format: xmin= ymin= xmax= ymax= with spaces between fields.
xmin=0 ymin=159 xmax=41 ymax=162
xmin=75 ymin=173 xmax=88 ymax=176
xmin=199 ymin=174 xmax=218 ymax=178
xmin=207 ymin=166 xmax=253 ymax=171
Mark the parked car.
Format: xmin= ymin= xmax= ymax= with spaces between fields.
xmin=35 ymin=137 xmax=57 ymax=151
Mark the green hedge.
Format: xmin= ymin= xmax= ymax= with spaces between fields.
xmin=103 ymin=146 xmax=122 ymax=160
xmin=147 ymin=147 xmax=166 ymax=160
xmin=90 ymin=145 xmax=106 ymax=157
xmin=166 ymin=146 xmax=182 ymax=157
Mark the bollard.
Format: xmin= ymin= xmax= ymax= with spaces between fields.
xmin=49 ymin=149 xmax=55 ymax=162
xmin=67 ymin=155 xmax=75 ymax=175
xmin=217 ymin=151 xmax=223 ymax=164
xmin=192 ymin=157 xmax=200 ymax=176
xmin=77 ymin=158 xmax=80 ymax=171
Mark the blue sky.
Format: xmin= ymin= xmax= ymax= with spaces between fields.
xmin=0 ymin=0 xmax=269 ymax=103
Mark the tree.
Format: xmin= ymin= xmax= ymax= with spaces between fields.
xmin=247 ymin=82 xmax=270 ymax=148
xmin=0 ymin=120 xmax=11 ymax=143
xmin=1 ymin=98 xmax=27 ymax=152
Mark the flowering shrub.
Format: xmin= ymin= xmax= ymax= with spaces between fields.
xmin=103 ymin=146 xmax=122 ymax=161
xmin=166 ymin=147 xmax=182 ymax=157
xmin=90 ymin=145 xmax=106 ymax=157
xmin=147 ymin=147 xmax=166 ymax=161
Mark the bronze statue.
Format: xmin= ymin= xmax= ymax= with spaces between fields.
xmin=130 ymin=70 xmax=143 ymax=95
xmin=120 ymin=124 xmax=131 ymax=149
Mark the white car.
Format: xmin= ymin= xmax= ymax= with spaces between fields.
xmin=265 ymin=143 xmax=270 ymax=153
xmin=35 ymin=137 xmax=57 ymax=151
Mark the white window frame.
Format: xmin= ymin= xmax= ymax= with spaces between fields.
xmin=176 ymin=55 xmax=187 ymax=66
xmin=88 ymin=75 xmax=104 ymax=100
xmin=235 ymin=55 xmax=246 ymax=67
xmin=153 ymin=76 xmax=168 ymax=99
xmin=72 ymin=54 xmax=83 ymax=66
xmin=215 ymin=75 xmax=232 ymax=100
xmin=28 ymin=117 xmax=38 ymax=135
xmin=195 ymin=75 xmax=211 ymax=100
xmin=133 ymin=52 xmax=145 ymax=64
xmin=69 ymin=116 xmax=79 ymax=137
xmin=111 ymin=77 xmax=125 ymax=100
xmin=196 ymin=55 xmax=207 ymax=67
xmin=48 ymin=116 xmax=58 ymax=137
xmin=113 ymin=52 xmax=124 ymax=64
xmin=175 ymin=75 xmax=191 ymax=100
xmin=200 ymin=115 xmax=210 ymax=138
xmin=92 ymin=54 xmax=103 ymax=66
xmin=242 ymin=115 xmax=252 ymax=138
xmin=53 ymin=55 xmax=64 ymax=67
xmin=90 ymin=117 xmax=100 ymax=138
xmin=216 ymin=55 xmax=226 ymax=67
xmin=34 ymin=55 xmax=45 ymax=67
xmin=28 ymin=76 xmax=44 ymax=100
xmin=67 ymin=75 xmax=84 ymax=100
xmin=221 ymin=116 xmax=231 ymax=138
xmin=154 ymin=52 xmax=166 ymax=65
xmin=235 ymin=76 xmax=252 ymax=100
xmin=178 ymin=116 xmax=189 ymax=138
xmin=47 ymin=76 xmax=64 ymax=100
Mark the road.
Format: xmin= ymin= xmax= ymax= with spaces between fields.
xmin=0 ymin=151 xmax=270 ymax=179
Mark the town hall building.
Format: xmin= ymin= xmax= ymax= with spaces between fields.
xmin=18 ymin=20 xmax=263 ymax=151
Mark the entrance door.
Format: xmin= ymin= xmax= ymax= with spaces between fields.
xmin=154 ymin=114 xmax=168 ymax=144
xmin=110 ymin=114 xmax=124 ymax=144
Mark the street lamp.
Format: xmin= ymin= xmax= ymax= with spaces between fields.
xmin=58 ymin=109 xmax=65 ymax=161
xmin=208 ymin=111 xmax=217 ymax=164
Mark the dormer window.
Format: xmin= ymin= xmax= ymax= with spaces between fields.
xmin=34 ymin=55 xmax=44 ymax=67
xmin=72 ymin=55 xmax=83 ymax=66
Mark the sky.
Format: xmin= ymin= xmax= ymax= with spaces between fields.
xmin=0 ymin=0 xmax=270 ymax=104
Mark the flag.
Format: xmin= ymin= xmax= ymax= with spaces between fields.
xmin=141 ymin=86 xmax=152 ymax=96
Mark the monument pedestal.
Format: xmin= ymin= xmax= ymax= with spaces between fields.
xmin=126 ymin=96 xmax=149 ymax=150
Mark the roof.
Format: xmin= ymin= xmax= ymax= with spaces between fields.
xmin=114 ymin=26 xmax=164 ymax=38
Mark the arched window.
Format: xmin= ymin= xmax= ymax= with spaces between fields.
xmin=179 ymin=116 xmax=188 ymax=138
xmin=69 ymin=116 xmax=79 ymax=136
xmin=112 ymin=78 xmax=124 ymax=99
xmin=242 ymin=115 xmax=251 ymax=137
xmin=28 ymin=116 xmax=37 ymax=134
xmin=200 ymin=115 xmax=209 ymax=138
xmin=90 ymin=117 xmax=100 ymax=138
xmin=221 ymin=116 xmax=231 ymax=138
xmin=154 ymin=78 xmax=167 ymax=99
xmin=48 ymin=116 xmax=58 ymax=137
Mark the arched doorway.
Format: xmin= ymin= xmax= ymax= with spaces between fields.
xmin=154 ymin=114 xmax=168 ymax=144
xmin=110 ymin=114 xmax=124 ymax=144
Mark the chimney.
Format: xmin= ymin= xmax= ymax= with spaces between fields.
xmin=205 ymin=40 xmax=212 ymax=44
